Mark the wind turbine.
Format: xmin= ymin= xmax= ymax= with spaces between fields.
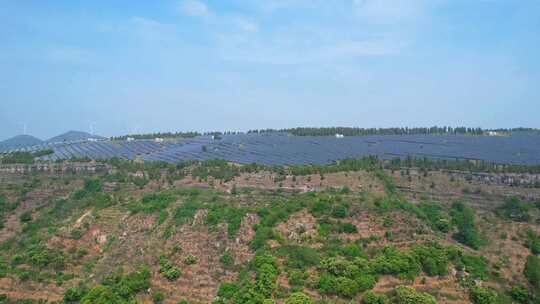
xmin=19 ymin=122 xmax=27 ymax=135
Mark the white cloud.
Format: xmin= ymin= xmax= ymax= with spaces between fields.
xmin=217 ymin=32 xmax=401 ymax=65
xmin=178 ymin=0 xmax=209 ymax=17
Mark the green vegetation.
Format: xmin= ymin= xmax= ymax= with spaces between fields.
xmin=284 ymin=292 xmax=312 ymax=304
xmin=128 ymin=192 xmax=175 ymax=214
xmin=250 ymin=126 xmax=486 ymax=137
xmin=525 ymin=229 xmax=540 ymax=255
xmin=0 ymin=195 xmax=17 ymax=229
xmin=411 ymin=242 xmax=449 ymax=276
xmin=19 ymin=210 xmax=32 ymax=223
xmin=220 ymin=251 xmax=235 ymax=269
xmin=362 ymin=291 xmax=388 ymax=304
xmin=215 ymin=252 xmax=280 ymax=303
xmin=451 ymin=202 xmax=484 ymax=249
xmin=524 ymin=255 xmax=540 ymax=291
xmin=0 ymin=154 xmax=535 ymax=304
xmin=206 ymin=203 xmax=248 ymax=238
xmin=111 ymin=131 xmax=200 ymax=141
xmin=184 ymin=254 xmax=197 ymax=265
xmin=469 ymin=286 xmax=497 ymax=304
xmin=63 ymin=266 xmax=151 ymax=304
xmin=159 ymin=255 xmax=182 ymax=281
xmin=152 ymin=291 xmax=165 ymax=303
xmin=394 ymin=285 xmax=436 ymax=304
xmin=497 ymin=197 xmax=531 ymax=222
xmin=509 ymin=285 xmax=530 ymax=303
xmin=0 ymin=149 xmax=54 ymax=164
xmin=415 ymin=202 xmax=451 ymax=233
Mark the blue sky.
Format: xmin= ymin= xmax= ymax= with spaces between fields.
xmin=1 ymin=0 xmax=539 ymax=140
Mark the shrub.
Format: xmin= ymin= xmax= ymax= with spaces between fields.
xmin=470 ymin=286 xmax=497 ymax=304
xmin=370 ymin=246 xmax=421 ymax=279
xmin=130 ymin=192 xmax=175 ymax=214
xmin=338 ymin=222 xmax=358 ymax=234
xmin=173 ymin=200 xmax=204 ymax=224
xmin=26 ymin=245 xmax=65 ymax=270
xmin=332 ymin=204 xmax=348 ymax=218
xmin=497 ymin=196 xmax=530 ymax=222
xmin=411 ymin=242 xmax=449 ymax=276
xmin=184 ymin=254 xmax=197 ymax=265
xmin=451 ymin=202 xmax=484 ymax=249
xmin=255 ymin=263 xmax=278 ymax=298
xmin=70 ymin=228 xmax=83 ymax=240
xmin=284 ymin=292 xmax=312 ymax=304
xmin=218 ymin=282 xmax=239 ymax=299
xmin=157 ymin=210 xmax=169 ymax=225
xmin=80 ymin=285 xmax=124 ymax=304
xmin=250 ymin=226 xmax=275 ymax=250
xmin=63 ymin=283 xmax=88 ymax=302
xmin=287 ymin=270 xmax=308 ymax=287
xmin=152 ymin=291 xmax=164 ymax=303
xmin=460 ymin=254 xmax=488 ymax=280
xmin=19 ymin=211 xmax=32 ymax=223
xmin=355 ymin=273 xmax=377 ymax=291
xmin=74 ymin=178 xmax=103 ymax=200
xmin=416 ymin=202 xmax=451 ymax=233
xmin=362 ymin=291 xmax=388 ymax=304
xmin=220 ymin=251 xmax=235 ymax=268
xmin=394 ymin=286 xmax=436 ymax=304
xmin=318 ymin=273 xmax=337 ymax=295
xmin=525 ymin=229 xmax=540 ymax=255
xmin=206 ymin=204 xmax=247 ymax=238
xmin=279 ymin=245 xmax=320 ymax=270
xmin=524 ymin=255 xmax=540 ymax=290
xmin=509 ymin=285 xmax=529 ymax=303
xmin=116 ymin=266 xmax=151 ymax=296
xmin=159 ymin=256 xmax=181 ymax=281
xmin=340 ymin=243 xmax=366 ymax=259
xmin=334 ymin=276 xmax=359 ymax=298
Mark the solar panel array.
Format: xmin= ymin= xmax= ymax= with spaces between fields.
xmin=5 ymin=133 xmax=540 ymax=166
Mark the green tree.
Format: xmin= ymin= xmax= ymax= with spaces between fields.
xmin=509 ymin=285 xmax=529 ymax=304
xmin=469 ymin=287 xmax=497 ymax=304
xmin=394 ymin=286 xmax=436 ymax=304
xmin=451 ymin=202 xmax=484 ymax=249
xmin=80 ymin=286 xmax=124 ymax=304
xmin=362 ymin=291 xmax=388 ymax=304
xmin=524 ymin=255 xmax=540 ymax=291
xmin=284 ymin=292 xmax=312 ymax=304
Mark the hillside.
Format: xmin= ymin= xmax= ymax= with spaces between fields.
xmin=0 ymin=135 xmax=43 ymax=152
xmin=0 ymin=158 xmax=539 ymax=303
xmin=46 ymin=131 xmax=104 ymax=143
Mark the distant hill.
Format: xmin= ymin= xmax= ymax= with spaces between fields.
xmin=0 ymin=135 xmax=44 ymax=152
xmin=46 ymin=130 xmax=104 ymax=143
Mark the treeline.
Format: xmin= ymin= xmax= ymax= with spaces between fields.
xmin=110 ymin=131 xmax=244 ymax=141
xmin=386 ymin=156 xmax=540 ymax=175
xmin=248 ymin=126 xmax=539 ymax=136
xmin=101 ymin=155 xmax=540 ymax=188
xmin=0 ymin=150 xmax=54 ymax=164
xmin=110 ymin=131 xmax=200 ymax=141
xmin=249 ymin=126 xmax=485 ymax=136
